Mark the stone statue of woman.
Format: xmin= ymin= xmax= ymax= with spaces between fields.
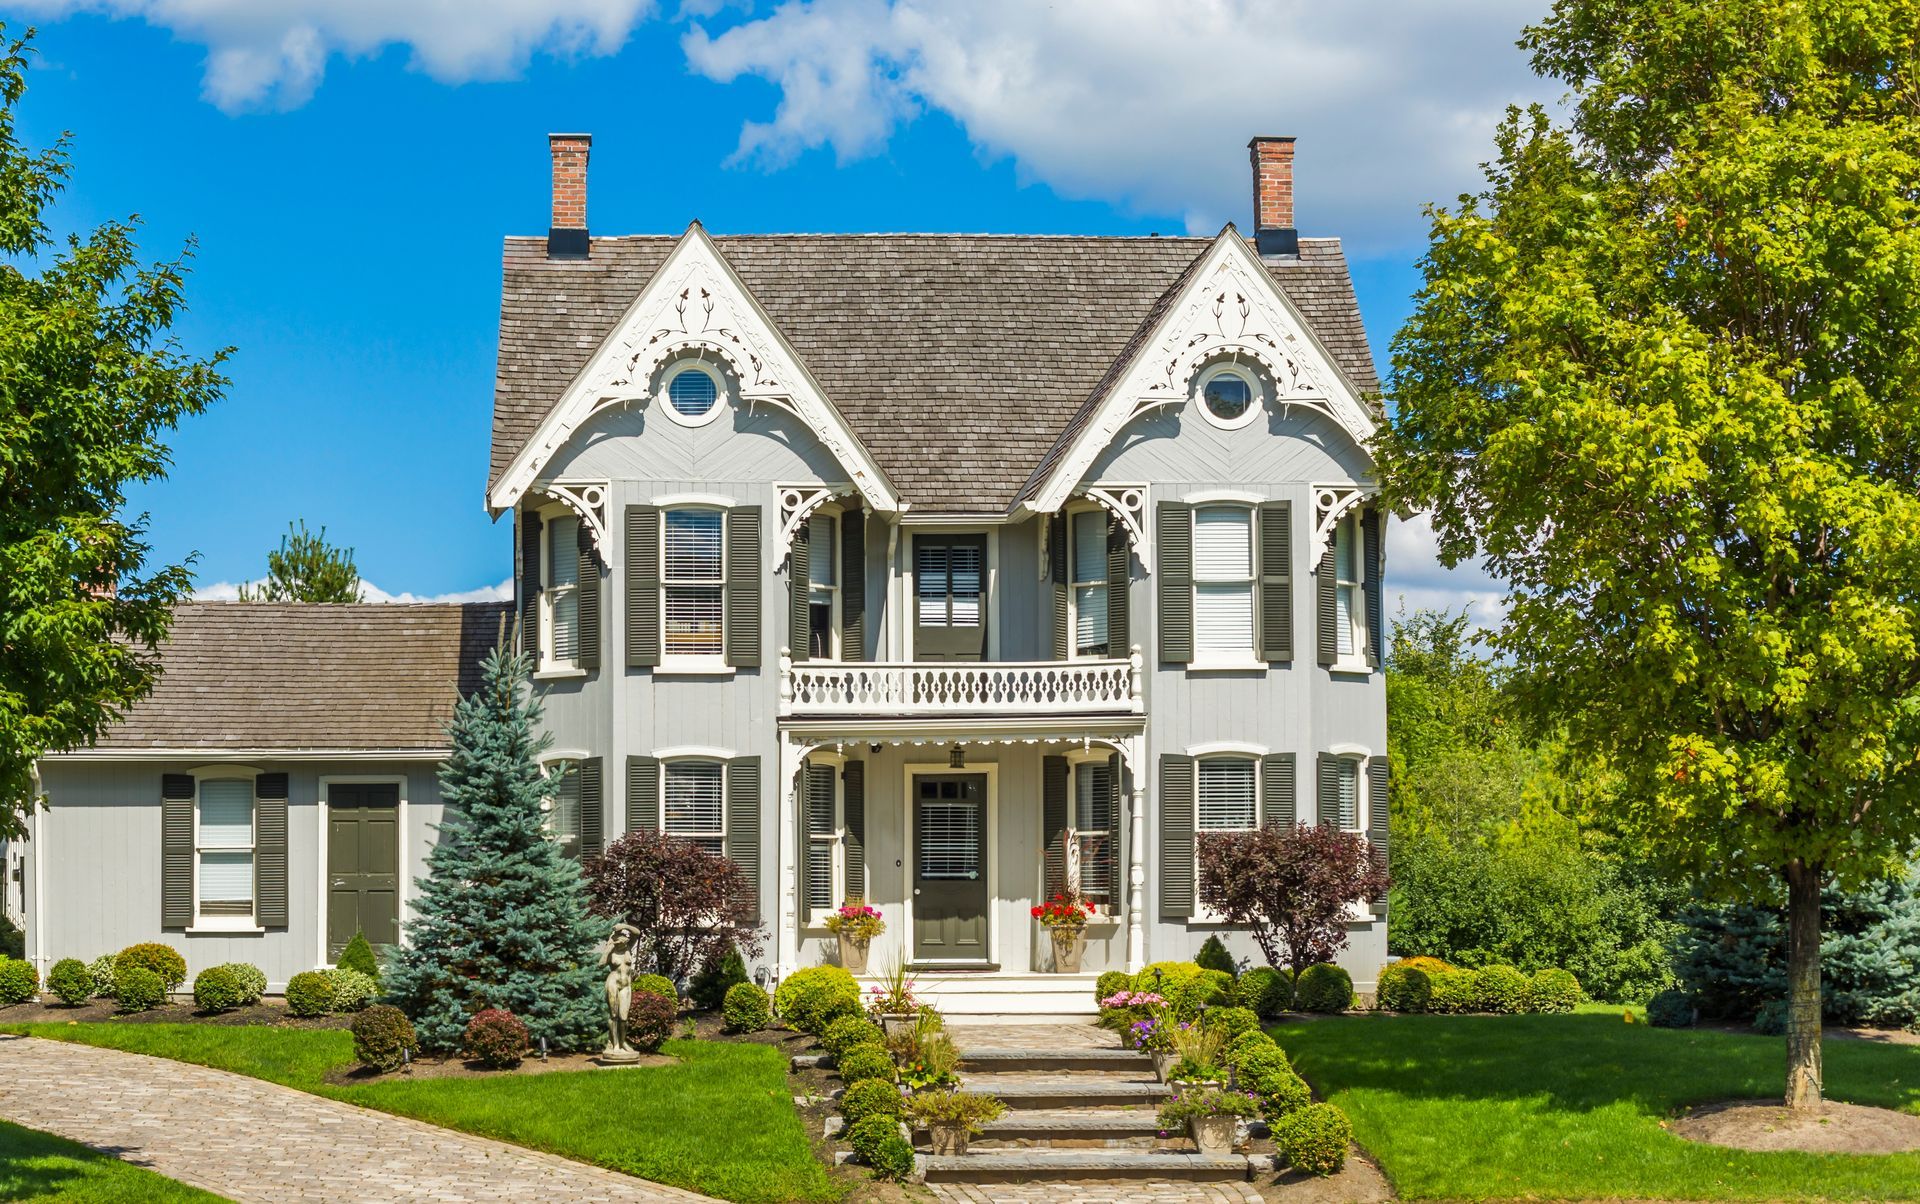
xmin=597 ymin=922 xmax=644 ymax=1062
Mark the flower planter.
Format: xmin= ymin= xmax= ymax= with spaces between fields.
xmin=1189 ymin=1113 xmax=1237 ymax=1155
xmin=1152 ymin=1051 xmax=1177 ymax=1082
xmin=836 ymin=933 xmax=870 ymax=975
xmin=879 ymin=1012 xmax=916 ymax=1040
xmin=1047 ymin=927 xmax=1086 ymax=973
xmin=1170 ymin=1078 xmax=1224 ymax=1096
xmin=928 ymin=1122 xmax=970 ymax=1156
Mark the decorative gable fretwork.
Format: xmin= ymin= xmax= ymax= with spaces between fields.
xmin=778 ymin=484 xmax=857 ymax=551
xmin=540 ymin=480 xmax=610 ymax=552
xmin=1311 ymin=483 xmax=1379 ymax=564
xmin=1084 ymin=485 xmax=1150 ymax=555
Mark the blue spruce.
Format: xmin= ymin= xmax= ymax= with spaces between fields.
xmin=385 ymin=647 xmax=608 ymax=1052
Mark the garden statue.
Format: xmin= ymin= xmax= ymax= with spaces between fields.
xmin=597 ymin=922 xmax=644 ymax=1062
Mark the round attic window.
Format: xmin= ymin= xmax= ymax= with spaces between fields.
xmin=663 ymin=363 xmax=723 ymax=426
xmin=1197 ymin=364 xmax=1261 ymax=429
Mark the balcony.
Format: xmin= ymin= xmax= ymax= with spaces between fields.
xmin=779 ymin=649 xmax=1143 ymax=718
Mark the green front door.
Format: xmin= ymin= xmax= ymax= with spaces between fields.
xmin=913 ymin=535 xmax=987 ymax=661
xmin=912 ymin=774 xmax=990 ymax=962
xmin=327 ymin=783 xmax=399 ymax=960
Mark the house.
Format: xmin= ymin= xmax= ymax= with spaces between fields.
xmin=24 ymin=134 xmax=1388 ymax=1012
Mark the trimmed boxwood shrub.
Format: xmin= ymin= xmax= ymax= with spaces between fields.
xmin=0 ymin=958 xmax=38 ymax=1005
xmin=823 ymin=1014 xmax=885 ymax=1059
xmin=867 ymin=1133 xmax=915 ymax=1182
xmin=1472 ymin=964 xmax=1532 ymax=1014
xmin=1647 ymin=988 xmax=1696 ymax=1028
xmin=352 ymin=1004 xmax=418 ymax=1072
xmin=1225 ymin=1028 xmax=1277 ymax=1069
xmin=1294 ymin=963 xmax=1354 ymax=1013
xmin=1376 ymin=963 xmax=1433 ymax=1013
xmin=48 ymin=958 xmax=93 ymax=1006
xmin=837 ymin=1043 xmax=896 ymax=1086
xmin=1235 ymin=965 xmax=1292 ymax=1017
xmin=1530 ymin=968 xmax=1582 ymax=1014
xmin=723 ymin=981 xmax=771 ymax=1032
xmin=221 ymin=963 xmax=267 ymax=1005
xmin=114 ymin=943 xmax=187 ymax=993
xmin=286 ymin=970 xmax=338 ymax=1017
xmin=1132 ymin=961 xmax=1230 ymax=1019
xmin=1201 ymin=1005 xmax=1260 ymax=1043
xmin=1278 ymin=1102 xmax=1351 ymax=1175
xmin=192 ymin=965 xmax=248 ymax=1013
xmin=87 ymin=954 xmax=118 ymax=999
xmin=115 ymin=965 xmax=165 ymax=1013
xmin=336 ymin=932 xmax=381 ymax=982
xmin=775 ymin=965 xmax=862 ymax=1035
xmin=632 ymin=973 xmax=679 ymax=1005
xmin=1244 ymin=1049 xmax=1311 ymax=1120
xmin=1095 ymin=969 xmax=1131 ymax=1005
xmin=325 ymin=968 xmax=379 ymax=1012
xmin=1428 ymin=968 xmax=1478 ymax=1014
xmin=464 ymin=1008 xmax=531 ymax=1068
xmin=846 ymin=1113 xmax=902 ymax=1164
xmin=840 ymin=1078 xmax=904 ymax=1127
xmin=628 ymin=989 xmax=678 ymax=1052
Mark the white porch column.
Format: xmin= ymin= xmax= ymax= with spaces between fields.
xmin=1122 ymin=733 xmax=1147 ymax=974
xmin=776 ymin=733 xmax=804 ymax=978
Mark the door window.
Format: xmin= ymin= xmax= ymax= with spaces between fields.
xmin=918 ymin=780 xmax=981 ymax=880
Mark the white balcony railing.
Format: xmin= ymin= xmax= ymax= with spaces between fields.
xmin=779 ymin=648 xmax=1144 ymax=717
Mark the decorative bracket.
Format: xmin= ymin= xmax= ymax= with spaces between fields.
xmin=541 ymin=481 xmax=610 ymax=552
xmin=1084 ymin=485 xmax=1149 ymax=553
xmin=1311 ymin=483 xmax=1378 ymax=564
xmin=778 ymin=484 xmax=854 ymax=551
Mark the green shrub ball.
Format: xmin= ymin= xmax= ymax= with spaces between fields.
xmin=846 ymin=1113 xmax=900 ymax=1162
xmin=223 ymin=963 xmax=267 ymax=1005
xmin=1472 ymin=964 xmax=1532 ymax=1014
xmin=1278 ymin=1102 xmax=1352 ymax=1176
xmin=1131 ymin=961 xmax=1230 ymax=1019
xmin=1646 ymin=989 xmax=1697 ymax=1028
xmin=192 ymin=965 xmax=248 ymax=1013
xmin=775 ymin=965 xmax=862 ymax=1035
xmin=1202 ymin=1005 xmax=1260 ymax=1043
xmin=325 ymin=968 xmax=379 ymax=1012
xmin=1529 ymin=968 xmax=1581 ymax=1014
xmin=0 ymin=958 xmax=38 ymax=1005
xmin=114 ymin=966 xmax=165 ymax=1013
xmin=1294 ymin=963 xmax=1354 ymax=1013
xmin=114 ymin=943 xmax=187 ymax=993
xmin=1095 ymin=969 xmax=1131 ymax=1005
xmin=822 ymin=1014 xmax=885 ymax=1058
xmin=1235 ymin=966 xmax=1293 ymax=1017
xmin=722 ymin=981 xmax=772 ymax=1032
xmin=1428 ymin=968 xmax=1477 ymax=1014
xmin=352 ymin=1004 xmax=419 ymax=1073
xmin=87 ymin=955 xmax=118 ymax=999
xmin=1225 ymin=1028 xmax=1277 ymax=1069
xmin=837 ymin=1043 xmax=896 ymax=1086
xmin=48 ymin=958 xmax=93 ymax=1007
xmin=868 ymin=1135 xmax=916 ymax=1182
xmin=632 ymin=973 xmax=678 ymax=1005
xmin=840 ymin=1078 xmax=904 ymax=1127
xmin=285 ymin=970 xmax=338 ymax=1017
xmin=1376 ymin=963 xmax=1432 ymax=1013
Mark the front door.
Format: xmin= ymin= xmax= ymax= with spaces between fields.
xmin=913 ymin=774 xmax=990 ymax=962
xmin=913 ymin=535 xmax=987 ymax=661
xmin=327 ymin=783 xmax=399 ymax=960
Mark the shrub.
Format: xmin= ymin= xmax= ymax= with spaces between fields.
xmin=115 ymin=965 xmax=165 ymax=1013
xmin=1753 ymin=998 xmax=1790 ymax=1036
xmin=87 ymin=954 xmax=117 ymax=999
xmin=1472 ymin=964 xmax=1532 ymax=1014
xmin=220 ymin=963 xmax=267 ymax=1005
xmin=1245 ymin=1054 xmax=1312 ymax=1120
xmin=841 ymin=1078 xmax=904 ymax=1127
xmin=1132 ymin=961 xmax=1229 ymax=1020
xmin=584 ymin=829 xmax=766 ymax=987
xmin=1202 ymin=1005 xmax=1260 ymax=1044
xmin=823 ymin=1014 xmax=886 ymax=1059
xmin=286 ymin=970 xmax=338 ymax=1017
xmin=1376 ymin=963 xmax=1432 ymax=1013
xmin=1225 ymin=1028 xmax=1278 ymax=1069
xmin=1195 ymin=934 xmax=1239 ymax=977
xmin=0 ymin=958 xmax=38 ymax=1005
xmin=723 ymin=981 xmax=771 ymax=1032
xmin=1428 ymin=968 xmax=1478 ymax=1014
xmin=1096 ymin=969 xmax=1131 ymax=1006
xmin=336 ymin=932 xmax=381 ymax=982
xmin=1277 ymin=1103 xmax=1351 ymax=1176
xmin=114 ymin=943 xmax=186 ymax=993
xmin=1196 ymin=824 xmax=1389 ymax=975
xmin=631 ymin=973 xmax=678 ymax=1004
xmin=325 ymin=968 xmax=379 ymax=1012
xmin=867 ymin=1134 xmax=915 ymax=1182
xmin=1646 ymin=989 xmax=1697 ymax=1028
xmin=1236 ymin=1041 xmax=1293 ymax=1087
xmin=775 ymin=965 xmax=862 ymax=1035
xmin=1530 ymin=968 xmax=1582 ymax=1014
xmin=192 ymin=965 xmax=248 ymax=1013
xmin=1294 ymin=963 xmax=1354 ymax=1013
xmin=837 ymin=1043 xmax=895 ymax=1086
xmin=464 ymin=1008 xmax=531 ymax=1068
xmin=1396 ymin=955 xmax=1455 ymax=975
xmin=628 ymin=989 xmax=677 ymax=1052
xmin=352 ymin=1004 xmax=418 ymax=1072
xmin=1235 ymin=965 xmax=1293 ymax=1017
xmin=689 ymin=943 xmax=749 ymax=1011
xmin=846 ymin=1113 xmax=902 ymax=1164
xmin=48 ymin=958 xmax=93 ymax=1006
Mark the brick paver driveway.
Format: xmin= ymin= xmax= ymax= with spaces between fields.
xmin=0 ymin=1034 xmax=718 ymax=1203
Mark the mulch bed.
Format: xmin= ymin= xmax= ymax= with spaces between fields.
xmin=3 ymin=997 xmax=352 ymax=1029
xmin=1670 ymin=1099 xmax=1920 ymax=1154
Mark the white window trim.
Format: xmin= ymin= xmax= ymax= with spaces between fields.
xmin=1194 ymin=361 xmax=1266 ymax=431
xmin=659 ymin=360 xmax=728 ymax=428
xmin=536 ymin=502 xmax=582 ymax=674
xmin=661 ymin=504 xmax=730 ymax=671
xmin=1064 ymin=749 xmax=1120 ymax=919
xmin=1330 ymin=511 xmax=1371 ymax=675
xmin=541 ymin=757 xmax=584 ymax=860
xmin=807 ymin=506 xmax=844 ymax=663
xmin=1192 ymin=753 xmax=1260 ymax=926
xmin=801 ymin=752 xmax=846 ymax=929
xmin=1190 ymin=503 xmax=1258 ymax=668
xmin=190 ymin=772 xmax=258 ymax=932
xmin=313 ymin=774 xmax=411 ymax=966
xmin=659 ymin=757 xmax=729 ymax=857
xmin=903 ymin=525 xmax=1001 ymax=662
xmin=1327 ymin=749 xmax=1373 ymax=921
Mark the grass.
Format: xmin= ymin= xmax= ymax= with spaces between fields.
xmin=1 ymin=1024 xmax=836 ymax=1204
xmin=1274 ymin=1009 xmax=1920 ymax=1200
xmin=0 ymin=1119 xmax=229 ymax=1203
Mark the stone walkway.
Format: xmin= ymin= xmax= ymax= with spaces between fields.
xmin=931 ymin=1184 xmax=1266 ymax=1203
xmin=0 ymin=1034 xmax=716 ymax=1203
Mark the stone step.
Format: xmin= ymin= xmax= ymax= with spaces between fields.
xmin=959 ymin=1047 xmax=1152 ymax=1073
xmin=913 ymin=1109 xmax=1273 ymax=1149
xmin=960 ymin=1074 xmax=1171 ymax=1110
xmin=917 ymin=1149 xmax=1252 ymax=1184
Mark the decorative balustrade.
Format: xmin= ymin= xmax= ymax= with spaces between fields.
xmin=780 ymin=648 xmax=1144 ymax=717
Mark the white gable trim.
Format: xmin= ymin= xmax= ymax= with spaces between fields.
xmin=1028 ymin=228 xmax=1379 ymax=514
xmin=489 ymin=223 xmax=899 ymax=516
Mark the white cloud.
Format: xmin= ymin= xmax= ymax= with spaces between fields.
xmin=1384 ymin=510 xmax=1507 ymax=630
xmin=28 ymin=0 xmax=656 ymax=109
xmin=194 ymin=577 xmax=513 ymax=603
xmin=684 ymin=0 xmax=1551 ymax=251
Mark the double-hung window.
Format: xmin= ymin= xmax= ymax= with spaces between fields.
xmin=197 ymin=779 xmax=255 ymax=922
xmin=1070 ymin=759 xmax=1113 ymax=909
xmin=1333 ymin=755 xmax=1365 ymax=833
xmin=546 ymin=761 xmax=582 ymax=859
xmin=1195 ymin=757 xmax=1257 ymax=911
xmin=663 ymin=761 xmax=726 ymax=855
xmin=543 ymin=513 xmax=582 ymax=669
xmin=663 ymin=509 xmax=726 ymax=662
xmin=1070 ymin=510 xmax=1110 ymax=658
xmin=1193 ymin=506 xmax=1255 ymax=662
xmin=808 ymin=513 xmax=839 ymax=660
xmin=802 ymin=761 xmax=840 ymax=923
xmin=1332 ymin=513 xmax=1367 ymax=665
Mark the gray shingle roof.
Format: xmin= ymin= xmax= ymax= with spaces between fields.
xmin=88 ymin=601 xmax=510 ymax=753
xmin=492 ymin=232 xmax=1379 ymax=512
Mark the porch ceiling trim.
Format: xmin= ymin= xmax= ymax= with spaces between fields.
xmin=778 ymin=714 xmax=1144 ymax=748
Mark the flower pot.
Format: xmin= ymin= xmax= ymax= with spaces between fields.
xmin=836 ymin=932 xmax=870 ymax=975
xmin=880 ymin=1012 xmax=915 ymax=1040
xmin=1152 ymin=1051 xmax=1176 ymax=1082
xmin=929 ymin=1122 xmax=970 ymax=1156
xmin=1189 ymin=1113 xmax=1237 ymax=1155
xmin=1170 ymin=1078 xmax=1224 ymax=1096
xmin=1048 ymin=927 xmax=1085 ymax=973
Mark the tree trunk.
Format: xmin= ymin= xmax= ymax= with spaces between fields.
xmin=1784 ymin=858 xmax=1823 ymax=1111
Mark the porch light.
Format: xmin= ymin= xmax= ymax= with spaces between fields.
xmin=949 ymin=745 xmax=966 ymax=769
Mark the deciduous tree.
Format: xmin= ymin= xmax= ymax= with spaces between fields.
xmin=583 ymin=831 xmax=764 ymax=987
xmin=1196 ymin=825 xmax=1387 ymax=976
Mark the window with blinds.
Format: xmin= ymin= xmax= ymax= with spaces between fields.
xmin=664 ymin=761 xmax=726 ymax=855
xmin=808 ymin=513 xmax=838 ymax=660
xmin=1196 ymin=758 xmax=1257 ymax=832
xmin=1193 ymin=507 xmax=1254 ymax=659
xmin=548 ymin=763 xmax=582 ymax=858
xmin=917 ymin=543 xmax=983 ymax=627
xmin=1071 ymin=510 xmax=1109 ymax=656
xmin=1072 ymin=762 xmax=1112 ymax=904
xmin=545 ymin=514 xmax=581 ymax=667
xmin=664 ymin=509 xmax=725 ymax=659
xmin=804 ymin=764 xmax=837 ymax=912
xmin=1336 ymin=757 xmax=1362 ymax=831
xmin=197 ymin=779 xmax=254 ymax=917
xmin=919 ymin=800 xmax=980 ymax=879
xmin=1333 ymin=514 xmax=1365 ymax=661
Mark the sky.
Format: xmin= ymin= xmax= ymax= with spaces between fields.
xmin=15 ymin=0 xmax=1540 ymax=619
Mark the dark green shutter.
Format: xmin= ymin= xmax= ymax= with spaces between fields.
xmin=726 ymin=507 xmax=762 ymax=668
xmin=1315 ymin=545 xmax=1338 ymax=668
xmin=520 ymin=511 xmax=543 ymax=662
xmin=1258 ymin=502 xmax=1293 ymax=662
xmin=1261 ymin=753 xmax=1296 ymax=828
xmin=626 ymin=506 xmax=660 ymax=667
xmin=1316 ymin=754 xmax=1341 ymax=826
xmin=726 ymin=757 xmax=761 ymax=922
xmin=254 ymin=773 xmax=288 ymax=927
xmin=627 ymin=756 xmax=659 ymax=833
xmin=1364 ymin=507 xmax=1384 ymax=670
xmin=161 ymin=774 xmax=194 ymax=928
xmin=788 ymin=520 xmax=811 ymax=663
xmin=843 ymin=761 xmax=866 ymax=902
xmin=841 ymin=506 xmax=866 ymax=661
xmin=576 ymin=521 xmax=601 ymax=672
xmin=1106 ymin=516 xmax=1130 ymax=656
xmin=1368 ymin=756 xmax=1390 ymax=913
xmin=1159 ymin=754 xmax=1195 ymax=918
xmin=580 ymin=757 xmax=604 ymax=857
xmin=1050 ymin=513 xmax=1070 ymax=660
xmin=1157 ymin=503 xmax=1193 ymax=664
xmin=1106 ymin=752 xmax=1124 ymax=903
xmin=1042 ymin=756 xmax=1069 ymax=899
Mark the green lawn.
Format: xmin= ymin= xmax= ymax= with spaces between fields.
xmin=0 ymin=1119 xmax=229 ymax=1203
xmin=0 ymin=1025 xmax=835 ymax=1204
xmin=1275 ymin=1010 xmax=1920 ymax=1200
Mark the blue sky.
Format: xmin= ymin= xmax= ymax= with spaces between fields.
xmin=19 ymin=1 xmax=1540 ymax=614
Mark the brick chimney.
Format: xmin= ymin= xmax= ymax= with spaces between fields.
xmin=1249 ymin=136 xmax=1298 ymax=258
xmin=548 ymin=133 xmax=591 ymax=260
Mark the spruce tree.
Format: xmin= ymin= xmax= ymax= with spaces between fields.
xmin=385 ymin=648 xmax=607 ymax=1052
